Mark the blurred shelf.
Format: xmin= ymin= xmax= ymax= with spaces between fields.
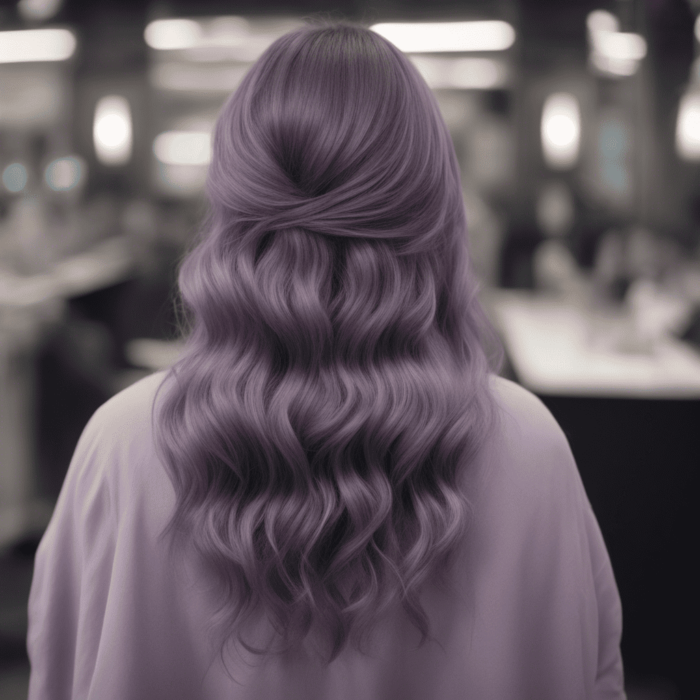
xmin=0 ymin=236 xmax=135 ymax=309
xmin=485 ymin=288 xmax=700 ymax=399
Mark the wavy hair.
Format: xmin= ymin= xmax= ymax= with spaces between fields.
xmin=154 ymin=20 xmax=503 ymax=669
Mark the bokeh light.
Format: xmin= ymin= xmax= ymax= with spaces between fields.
xmin=44 ymin=156 xmax=85 ymax=191
xmin=541 ymin=93 xmax=581 ymax=170
xmin=2 ymin=163 xmax=29 ymax=193
xmin=93 ymin=96 xmax=133 ymax=166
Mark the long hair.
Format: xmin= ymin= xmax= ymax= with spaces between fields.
xmin=154 ymin=20 xmax=503 ymax=669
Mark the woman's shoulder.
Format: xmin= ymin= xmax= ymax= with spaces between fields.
xmin=488 ymin=374 xmax=569 ymax=451
xmin=483 ymin=374 xmax=579 ymax=494
xmin=64 ymin=371 xmax=171 ymax=484
xmin=88 ymin=370 xmax=169 ymax=440
xmin=489 ymin=374 xmax=558 ymax=428
xmin=66 ymin=370 xmax=173 ymax=517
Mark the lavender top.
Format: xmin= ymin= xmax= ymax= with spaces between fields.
xmin=27 ymin=371 xmax=624 ymax=699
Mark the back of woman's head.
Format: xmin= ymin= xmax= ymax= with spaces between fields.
xmin=155 ymin=20 xmax=503 ymax=669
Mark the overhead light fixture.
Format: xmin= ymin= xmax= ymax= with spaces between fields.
xmin=144 ymin=16 xmax=300 ymax=63
xmin=153 ymin=131 xmax=212 ymax=166
xmin=541 ymin=93 xmax=581 ymax=170
xmin=589 ymin=37 xmax=646 ymax=77
xmin=410 ymin=56 xmax=508 ymax=89
xmin=586 ymin=9 xmax=619 ymax=34
xmin=676 ymin=91 xmax=700 ymax=161
xmin=93 ymin=96 xmax=133 ymax=166
xmin=17 ymin=0 xmax=63 ymax=22
xmin=370 ymin=21 xmax=516 ymax=53
xmin=0 ymin=28 xmax=76 ymax=63
xmin=144 ymin=19 xmax=203 ymax=50
xmin=144 ymin=16 xmax=251 ymax=51
xmin=586 ymin=10 xmax=646 ymax=77
xmin=592 ymin=31 xmax=646 ymax=62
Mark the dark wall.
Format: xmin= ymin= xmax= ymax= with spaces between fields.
xmin=539 ymin=393 xmax=699 ymax=700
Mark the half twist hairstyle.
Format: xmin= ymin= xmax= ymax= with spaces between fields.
xmin=154 ymin=19 xmax=503 ymax=668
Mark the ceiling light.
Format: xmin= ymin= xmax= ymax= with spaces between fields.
xmin=153 ymin=131 xmax=211 ymax=166
xmin=676 ymin=91 xmax=700 ymax=161
xmin=541 ymin=93 xmax=581 ymax=170
xmin=370 ymin=21 xmax=516 ymax=53
xmin=93 ymin=96 xmax=133 ymax=166
xmin=410 ymin=56 xmax=508 ymax=89
xmin=144 ymin=19 xmax=203 ymax=50
xmin=0 ymin=28 xmax=76 ymax=63
xmin=586 ymin=10 xmax=619 ymax=34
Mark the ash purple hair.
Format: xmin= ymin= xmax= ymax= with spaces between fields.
xmin=154 ymin=20 xmax=503 ymax=668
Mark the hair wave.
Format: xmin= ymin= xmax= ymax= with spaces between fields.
xmin=154 ymin=20 xmax=503 ymax=668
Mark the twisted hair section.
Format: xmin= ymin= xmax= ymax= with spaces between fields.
xmin=154 ymin=20 xmax=504 ymax=667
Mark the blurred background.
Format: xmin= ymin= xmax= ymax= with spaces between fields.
xmin=0 ymin=0 xmax=698 ymax=697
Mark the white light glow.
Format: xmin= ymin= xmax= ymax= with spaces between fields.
xmin=587 ymin=11 xmax=646 ymax=78
xmin=155 ymin=163 xmax=208 ymax=195
xmin=2 ymin=163 xmax=28 ymax=193
xmin=144 ymin=16 xmax=251 ymax=51
xmin=93 ymin=96 xmax=133 ymax=166
xmin=144 ymin=19 xmax=203 ymax=50
xmin=676 ymin=91 xmax=700 ymax=160
xmin=590 ymin=52 xmax=640 ymax=77
xmin=695 ymin=15 xmax=700 ymax=44
xmin=591 ymin=31 xmax=646 ymax=62
xmin=0 ymin=28 xmax=76 ymax=63
xmin=586 ymin=10 xmax=619 ymax=34
xmin=541 ymin=93 xmax=581 ymax=170
xmin=44 ymin=156 xmax=85 ymax=191
xmin=410 ymin=56 xmax=508 ymax=89
xmin=17 ymin=0 xmax=63 ymax=22
xmin=144 ymin=16 xmax=303 ymax=62
xmin=370 ymin=21 xmax=516 ymax=53
xmin=153 ymin=131 xmax=211 ymax=165
xmin=411 ymin=56 xmax=509 ymax=90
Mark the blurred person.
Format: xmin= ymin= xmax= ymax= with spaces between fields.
xmin=27 ymin=21 xmax=624 ymax=700
xmin=532 ymin=179 xmax=589 ymax=301
xmin=439 ymin=92 xmax=506 ymax=290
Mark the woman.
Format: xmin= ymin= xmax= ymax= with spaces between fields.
xmin=27 ymin=21 xmax=624 ymax=699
